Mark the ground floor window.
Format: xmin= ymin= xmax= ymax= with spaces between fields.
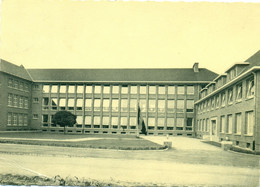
xmin=245 ymin=111 xmax=254 ymax=136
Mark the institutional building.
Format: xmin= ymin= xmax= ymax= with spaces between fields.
xmin=0 ymin=60 xmax=217 ymax=136
xmin=195 ymin=50 xmax=260 ymax=153
xmin=1 ymin=50 xmax=259 ymax=153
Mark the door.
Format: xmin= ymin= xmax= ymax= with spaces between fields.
xmin=210 ymin=118 xmax=218 ymax=141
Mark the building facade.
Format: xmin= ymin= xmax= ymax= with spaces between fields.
xmin=0 ymin=60 xmax=217 ymax=136
xmin=195 ymin=50 xmax=260 ymax=153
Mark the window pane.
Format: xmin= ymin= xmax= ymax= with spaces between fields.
xmin=112 ymin=86 xmax=119 ymax=93
xmin=94 ymin=116 xmax=100 ymax=125
xmin=121 ymin=86 xmax=128 ymax=94
xmin=227 ymin=115 xmax=232 ymax=133
xmin=148 ymin=118 xmax=155 ymax=126
xmin=187 ymin=100 xmax=194 ymax=109
xmin=68 ymin=99 xmax=75 ymax=107
xmin=94 ymin=86 xmax=101 ymax=94
xmin=68 ymin=86 xmax=75 ymax=93
xmin=103 ymin=99 xmax=110 ymax=111
xmin=168 ymin=86 xmax=175 ymax=94
xmin=43 ymin=85 xmax=50 ymax=93
xmin=85 ymin=116 xmax=92 ymax=124
xmin=86 ymin=85 xmax=93 ymax=93
xmin=177 ymin=86 xmax=184 ymax=94
xmin=187 ymin=86 xmax=194 ymax=94
xmin=140 ymin=99 xmax=146 ymax=112
xmin=176 ymin=118 xmax=184 ymax=127
xmin=158 ymin=86 xmax=165 ymax=94
xmin=130 ymin=86 xmax=137 ymax=94
xmin=51 ymin=85 xmax=58 ymax=93
xmin=157 ymin=118 xmax=165 ymax=127
xmin=140 ymin=86 xmax=146 ymax=94
xmin=235 ymin=113 xmax=241 ymax=134
xmin=158 ymin=100 xmax=165 ymax=112
xmin=77 ymin=86 xmax=84 ymax=93
xmin=111 ymin=117 xmax=118 ymax=125
xmin=94 ymin=99 xmax=101 ymax=111
xmin=130 ymin=99 xmax=137 ymax=111
xmin=177 ymin=100 xmax=184 ymax=109
xmin=77 ymin=116 xmax=83 ymax=124
xmin=103 ymin=86 xmax=110 ymax=94
xmin=112 ymin=99 xmax=119 ymax=111
xmin=245 ymin=111 xmax=254 ymax=135
xmin=121 ymin=117 xmax=128 ymax=125
xmin=149 ymin=86 xmax=156 ymax=94
xmin=103 ymin=116 xmax=109 ymax=125
xmin=60 ymin=85 xmax=66 ymax=93
xmin=148 ymin=100 xmax=155 ymax=112
xmin=130 ymin=117 xmax=136 ymax=126
xmin=121 ymin=99 xmax=128 ymax=111
xmin=247 ymin=79 xmax=255 ymax=97
xmin=85 ymin=99 xmax=92 ymax=107
xmin=167 ymin=118 xmax=174 ymax=126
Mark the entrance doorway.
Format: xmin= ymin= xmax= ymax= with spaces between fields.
xmin=210 ymin=118 xmax=218 ymax=141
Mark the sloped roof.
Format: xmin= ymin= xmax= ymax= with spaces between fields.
xmin=241 ymin=50 xmax=260 ymax=74
xmin=0 ymin=59 xmax=32 ymax=81
xmin=27 ymin=68 xmax=218 ymax=83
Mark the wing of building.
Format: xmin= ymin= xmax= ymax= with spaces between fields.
xmin=1 ymin=51 xmax=260 ymax=153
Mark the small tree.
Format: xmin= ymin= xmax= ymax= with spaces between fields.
xmin=52 ymin=111 xmax=76 ymax=134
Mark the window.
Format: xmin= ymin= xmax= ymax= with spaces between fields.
xmin=149 ymin=86 xmax=156 ymax=94
xmin=51 ymin=85 xmax=58 ymax=93
xmin=42 ymin=115 xmax=48 ymax=123
xmin=158 ymin=86 xmax=165 ymax=95
xmin=120 ymin=117 xmax=128 ymax=126
xmin=148 ymin=118 xmax=155 ymax=129
xmin=130 ymin=117 xmax=136 ymax=126
xmin=168 ymin=86 xmax=175 ymax=95
xmin=19 ymin=114 xmax=23 ymax=126
xmin=43 ymin=85 xmax=50 ymax=93
xmin=167 ymin=100 xmax=175 ymax=113
xmin=221 ymin=92 xmax=226 ymax=107
xmin=94 ymin=86 xmax=101 ymax=94
xmin=167 ymin=118 xmax=174 ymax=127
xmin=86 ymin=85 xmax=93 ymax=94
xmin=158 ymin=100 xmax=165 ymax=112
xmin=235 ymin=113 xmax=241 ymax=134
xmin=14 ymin=80 xmax=18 ymax=89
xmin=7 ymin=113 xmax=12 ymax=126
xmin=13 ymin=114 xmax=17 ymax=126
xmin=121 ymin=99 xmax=128 ymax=112
xmin=227 ymin=114 xmax=232 ymax=134
xmin=187 ymin=100 xmax=194 ymax=112
xmin=103 ymin=99 xmax=110 ymax=111
xmin=85 ymin=116 xmax=92 ymax=125
xmin=68 ymin=98 xmax=75 ymax=110
xmin=130 ymin=99 xmax=137 ymax=111
xmin=112 ymin=86 xmax=119 ymax=93
xmin=19 ymin=97 xmax=23 ymax=108
xmin=103 ymin=86 xmax=110 ymax=94
xmin=24 ymin=115 xmax=28 ymax=126
xmin=245 ymin=111 xmax=254 ymax=135
xmin=8 ymin=94 xmax=12 ymax=106
xmin=111 ymin=117 xmax=118 ymax=125
xmin=228 ymin=88 xmax=233 ymax=104
xmin=206 ymin=119 xmax=209 ymax=132
xmin=94 ymin=116 xmax=100 ymax=125
xmin=8 ymin=79 xmax=13 ymax=87
xmin=121 ymin=86 xmax=128 ymax=94
xmin=148 ymin=100 xmax=155 ymax=112
xmin=246 ymin=78 xmax=255 ymax=98
xmin=68 ymin=85 xmax=75 ymax=93
xmin=51 ymin=98 xmax=57 ymax=110
xmin=85 ymin=99 xmax=92 ymax=110
xmin=33 ymin=114 xmax=38 ymax=119
xmin=177 ymin=100 xmax=184 ymax=109
xmin=211 ymin=98 xmax=215 ymax=110
xmin=112 ymin=99 xmax=119 ymax=111
xmin=76 ymin=99 xmax=83 ymax=110
xmin=94 ymin=99 xmax=101 ymax=111
xmin=216 ymin=95 xmax=220 ymax=108
xmin=24 ymin=83 xmax=29 ymax=92
xmin=19 ymin=82 xmax=24 ymax=90
xmin=139 ymin=99 xmax=146 ymax=112
xmin=59 ymin=98 xmax=66 ymax=110
xmin=60 ymin=85 xmax=67 ymax=93
xmin=140 ymin=86 xmax=146 ymax=94
xmin=157 ymin=118 xmax=165 ymax=129
xmin=236 ymin=83 xmax=242 ymax=101
xmin=220 ymin=115 xmax=225 ymax=133
xmin=130 ymin=86 xmax=137 ymax=94
xmin=176 ymin=118 xmax=184 ymax=130
xmin=102 ymin=116 xmax=109 ymax=126
xmin=24 ymin=98 xmax=28 ymax=109
xmin=77 ymin=85 xmax=84 ymax=93
xmin=187 ymin=86 xmax=194 ymax=94
xmin=33 ymin=97 xmax=39 ymax=103
xmin=177 ymin=86 xmax=184 ymax=94
xmin=187 ymin=118 xmax=193 ymax=127
xmin=77 ymin=116 xmax=83 ymax=125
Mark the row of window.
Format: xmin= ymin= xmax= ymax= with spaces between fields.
xmin=197 ymin=78 xmax=254 ymax=114
xmin=42 ymin=115 xmax=193 ymax=130
xmin=197 ymin=111 xmax=254 ymax=136
xmin=41 ymin=97 xmax=194 ymax=112
xmin=8 ymin=78 xmax=29 ymax=92
xmin=7 ymin=113 xmax=28 ymax=126
xmin=41 ymin=84 xmax=195 ymax=95
xmin=8 ymin=94 xmax=29 ymax=109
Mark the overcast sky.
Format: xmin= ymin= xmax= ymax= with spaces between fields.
xmin=0 ymin=0 xmax=260 ymax=74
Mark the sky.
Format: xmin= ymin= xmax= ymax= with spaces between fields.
xmin=0 ymin=0 xmax=260 ymax=74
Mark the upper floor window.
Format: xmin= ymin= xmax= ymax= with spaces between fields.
xmin=19 ymin=82 xmax=24 ymax=90
xmin=51 ymin=85 xmax=58 ymax=93
xmin=130 ymin=86 xmax=137 ymax=94
xmin=94 ymin=85 xmax=101 ymax=94
xmin=140 ymin=86 xmax=146 ymax=94
xmin=187 ymin=86 xmax=194 ymax=94
xmin=60 ymin=85 xmax=67 ymax=93
xmin=168 ymin=86 xmax=175 ymax=95
xmin=43 ymin=85 xmax=50 ymax=93
xmin=236 ymin=83 xmax=242 ymax=101
xmin=216 ymin=95 xmax=220 ymax=108
xmin=112 ymin=86 xmax=119 ymax=94
xmin=149 ymin=86 xmax=156 ymax=94
xmin=8 ymin=79 xmax=13 ymax=87
xmin=177 ymin=86 xmax=185 ymax=94
xmin=68 ymin=85 xmax=75 ymax=93
xmin=158 ymin=86 xmax=165 ymax=95
xmin=228 ymin=88 xmax=233 ymax=104
xmin=85 ymin=85 xmax=93 ymax=94
xmin=246 ymin=78 xmax=255 ymax=98
xmin=14 ymin=80 xmax=18 ymax=89
xmin=221 ymin=92 xmax=226 ymax=107
xmin=103 ymin=86 xmax=110 ymax=94
xmin=77 ymin=85 xmax=84 ymax=93
xmin=121 ymin=85 xmax=128 ymax=94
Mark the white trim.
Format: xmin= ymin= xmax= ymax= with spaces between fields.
xmin=225 ymin=62 xmax=250 ymax=73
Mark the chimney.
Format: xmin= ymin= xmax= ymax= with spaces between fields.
xmin=193 ymin=62 xmax=199 ymax=73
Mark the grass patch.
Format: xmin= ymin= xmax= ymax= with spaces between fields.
xmin=0 ymin=132 xmax=165 ymax=150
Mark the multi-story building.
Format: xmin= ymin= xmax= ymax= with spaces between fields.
xmin=0 ymin=59 xmax=217 ymax=136
xmin=195 ymin=50 xmax=260 ymax=153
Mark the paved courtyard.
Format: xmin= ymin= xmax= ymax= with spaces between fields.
xmin=0 ymin=136 xmax=259 ymax=186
